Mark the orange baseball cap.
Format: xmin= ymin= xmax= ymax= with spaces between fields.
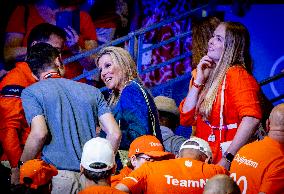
xmin=128 ymin=135 xmax=175 ymax=159
xmin=20 ymin=159 xmax=58 ymax=189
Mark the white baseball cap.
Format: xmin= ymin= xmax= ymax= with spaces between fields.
xmin=179 ymin=136 xmax=212 ymax=159
xmin=81 ymin=137 xmax=115 ymax=172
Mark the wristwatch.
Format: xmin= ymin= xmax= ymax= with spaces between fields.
xmin=223 ymin=151 xmax=234 ymax=163
xmin=18 ymin=160 xmax=24 ymax=168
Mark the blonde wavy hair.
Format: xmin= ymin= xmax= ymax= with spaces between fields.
xmin=197 ymin=22 xmax=252 ymax=119
xmin=96 ymin=46 xmax=139 ymax=105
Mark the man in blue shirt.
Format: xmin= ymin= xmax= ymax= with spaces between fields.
xmin=19 ymin=43 xmax=121 ymax=193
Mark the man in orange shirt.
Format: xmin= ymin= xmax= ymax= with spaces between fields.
xmin=111 ymin=135 xmax=175 ymax=187
xmin=230 ymin=103 xmax=284 ymax=194
xmin=116 ymin=137 xmax=228 ymax=194
xmin=0 ymin=23 xmax=66 ymax=183
xmin=79 ymin=137 xmax=126 ymax=194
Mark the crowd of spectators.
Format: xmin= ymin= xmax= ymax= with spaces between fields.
xmin=0 ymin=1 xmax=283 ymax=194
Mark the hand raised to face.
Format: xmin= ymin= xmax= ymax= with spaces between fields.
xmin=64 ymin=26 xmax=79 ymax=48
xmin=195 ymin=55 xmax=216 ymax=85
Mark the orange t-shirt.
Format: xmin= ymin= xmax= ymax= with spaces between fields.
xmin=0 ymin=62 xmax=36 ymax=167
xmin=111 ymin=166 xmax=132 ymax=187
xmin=120 ymin=158 xmax=228 ymax=194
xmin=179 ymin=66 xmax=262 ymax=163
xmin=79 ymin=185 xmax=126 ymax=194
xmin=230 ymin=137 xmax=284 ymax=194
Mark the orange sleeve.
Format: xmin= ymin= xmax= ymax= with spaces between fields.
xmin=111 ymin=166 xmax=132 ymax=187
xmin=111 ymin=174 xmax=124 ymax=187
xmin=179 ymin=99 xmax=196 ymax=127
xmin=6 ymin=6 xmax=26 ymax=33
xmin=0 ymin=97 xmax=29 ymax=167
xmin=120 ymin=164 xmax=148 ymax=193
xmin=179 ymin=69 xmax=197 ymax=127
xmin=259 ymin=160 xmax=284 ymax=194
xmin=80 ymin=11 xmax=97 ymax=41
xmin=227 ymin=67 xmax=262 ymax=119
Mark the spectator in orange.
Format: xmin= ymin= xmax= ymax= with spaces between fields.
xmin=111 ymin=135 xmax=174 ymax=187
xmin=189 ymin=16 xmax=221 ymax=136
xmin=79 ymin=137 xmax=126 ymax=194
xmin=4 ymin=0 xmax=98 ymax=80
xmin=179 ymin=21 xmax=262 ymax=168
xmin=0 ymin=23 xmax=66 ymax=181
xmin=230 ymin=103 xmax=284 ymax=194
xmin=115 ymin=136 xmax=228 ymax=194
xmin=10 ymin=159 xmax=58 ymax=194
xmin=203 ymin=174 xmax=240 ymax=194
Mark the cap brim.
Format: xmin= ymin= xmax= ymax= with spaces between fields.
xmin=49 ymin=164 xmax=58 ymax=176
xmin=144 ymin=151 xmax=175 ymax=159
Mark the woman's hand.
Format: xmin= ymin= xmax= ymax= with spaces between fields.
xmin=195 ymin=55 xmax=215 ymax=84
xmin=64 ymin=26 xmax=79 ymax=48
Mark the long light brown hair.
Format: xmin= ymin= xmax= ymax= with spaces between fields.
xmin=198 ymin=22 xmax=252 ymax=119
xmin=192 ymin=16 xmax=221 ymax=69
xmin=96 ymin=46 xmax=139 ymax=105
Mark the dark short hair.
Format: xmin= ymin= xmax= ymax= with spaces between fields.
xmin=82 ymin=162 xmax=113 ymax=184
xmin=26 ymin=42 xmax=60 ymax=78
xmin=27 ymin=23 xmax=66 ymax=51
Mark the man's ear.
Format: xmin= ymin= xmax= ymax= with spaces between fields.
xmin=80 ymin=165 xmax=84 ymax=173
xmin=112 ymin=164 xmax=117 ymax=174
xmin=55 ymin=56 xmax=65 ymax=76
xmin=266 ymin=119 xmax=270 ymax=132
xmin=54 ymin=57 xmax=62 ymax=68
xmin=130 ymin=155 xmax=137 ymax=168
xmin=205 ymin=157 xmax=212 ymax=164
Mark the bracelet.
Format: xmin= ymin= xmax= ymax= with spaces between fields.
xmin=192 ymin=81 xmax=204 ymax=89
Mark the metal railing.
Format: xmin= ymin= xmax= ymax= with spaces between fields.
xmin=63 ymin=3 xmax=284 ymax=103
xmin=65 ymin=5 xmax=208 ymax=82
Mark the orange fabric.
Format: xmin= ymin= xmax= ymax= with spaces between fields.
xmin=80 ymin=185 xmax=126 ymax=194
xmin=179 ymin=66 xmax=262 ymax=163
xmin=0 ymin=62 xmax=36 ymax=167
xmin=111 ymin=166 xmax=132 ymax=187
xmin=6 ymin=5 xmax=97 ymax=80
xmin=128 ymin=135 xmax=174 ymax=158
xmin=230 ymin=137 xmax=284 ymax=194
xmin=20 ymin=159 xmax=58 ymax=189
xmin=120 ymin=158 xmax=228 ymax=194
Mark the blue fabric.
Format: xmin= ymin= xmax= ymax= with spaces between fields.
xmin=111 ymin=80 xmax=161 ymax=150
xmin=21 ymin=78 xmax=111 ymax=171
xmin=175 ymin=125 xmax=192 ymax=138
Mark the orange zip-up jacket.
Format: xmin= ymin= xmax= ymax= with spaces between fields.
xmin=0 ymin=62 xmax=36 ymax=167
xmin=179 ymin=66 xmax=262 ymax=163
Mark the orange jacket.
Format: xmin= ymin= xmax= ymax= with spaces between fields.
xmin=0 ymin=62 xmax=36 ymax=167
xmin=179 ymin=66 xmax=262 ymax=163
